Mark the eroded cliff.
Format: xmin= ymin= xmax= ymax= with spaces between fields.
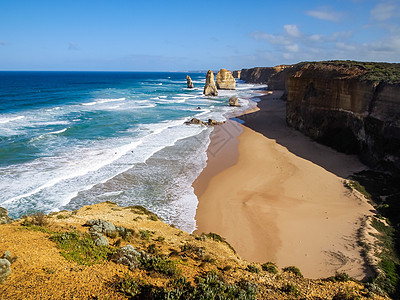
xmin=238 ymin=65 xmax=292 ymax=90
xmin=285 ymin=61 xmax=400 ymax=173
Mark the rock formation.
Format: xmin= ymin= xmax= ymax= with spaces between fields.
xmin=285 ymin=61 xmax=400 ymax=173
xmin=232 ymin=70 xmax=241 ymax=79
xmin=186 ymin=75 xmax=194 ymax=88
xmin=0 ymin=251 xmax=17 ymax=283
xmin=185 ymin=118 xmax=224 ymax=126
xmin=0 ymin=207 xmax=13 ymax=224
xmin=229 ymin=96 xmax=240 ymax=107
xmin=203 ymin=70 xmax=218 ymax=96
xmin=238 ymin=65 xmax=293 ymax=90
xmin=216 ymin=69 xmax=236 ymax=90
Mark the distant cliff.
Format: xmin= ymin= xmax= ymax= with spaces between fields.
xmin=285 ymin=61 xmax=400 ymax=173
xmin=236 ymin=61 xmax=400 ymax=173
xmin=236 ymin=65 xmax=292 ymax=90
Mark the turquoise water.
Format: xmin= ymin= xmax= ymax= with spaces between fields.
xmin=0 ymin=71 xmax=263 ymax=231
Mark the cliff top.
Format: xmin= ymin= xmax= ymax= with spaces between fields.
xmin=296 ymin=60 xmax=400 ymax=84
xmin=0 ymin=202 xmax=387 ymax=299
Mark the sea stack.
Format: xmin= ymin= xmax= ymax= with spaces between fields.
xmin=186 ymin=75 xmax=194 ymax=88
xmin=216 ymin=69 xmax=236 ymax=90
xmin=203 ymin=70 xmax=218 ymax=96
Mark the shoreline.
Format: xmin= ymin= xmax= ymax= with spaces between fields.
xmin=194 ymin=90 xmax=375 ymax=280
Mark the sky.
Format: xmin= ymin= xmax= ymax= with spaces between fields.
xmin=0 ymin=0 xmax=399 ymax=71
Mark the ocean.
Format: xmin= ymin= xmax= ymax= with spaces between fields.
xmin=0 ymin=71 xmax=264 ymax=232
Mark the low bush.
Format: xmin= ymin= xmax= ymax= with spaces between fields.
xmin=118 ymin=271 xmax=257 ymax=299
xmin=283 ymin=266 xmax=303 ymax=277
xmin=246 ymin=265 xmax=260 ymax=274
xmin=261 ymin=262 xmax=278 ymax=274
xmin=50 ymin=231 xmax=115 ymax=265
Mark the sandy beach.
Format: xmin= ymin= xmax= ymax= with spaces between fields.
xmin=194 ymin=91 xmax=375 ymax=280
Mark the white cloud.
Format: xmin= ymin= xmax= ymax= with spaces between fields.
xmin=284 ymin=25 xmax=301 ymax=37
xmin=285 ymin=44 xmax=299 ymax=52
xmin=249 ymin=23 xmax=399 ymax=65
xmin=306 ymin=9 xmax=342 ymax=22
xmin=250 ymin=31 xmax=291 ymax=45
xmin=370 ymin=2 xmax=399 ymax=21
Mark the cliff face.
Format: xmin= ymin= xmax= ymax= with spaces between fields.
xmin=238 ymin=65 xmax=292 ymax=90
xmin=286 ymin=62 xmax=400 ymax=172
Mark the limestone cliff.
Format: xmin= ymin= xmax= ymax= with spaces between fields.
xmin=238 ymin=65 xmax=292 ymax=90
xmin=285 ymin=61 xmax=400 ymax=173
xmin=216 ymin=69 xmax=236 ymax=90
xmin=203 ymin=70 xmax=218 ymax=96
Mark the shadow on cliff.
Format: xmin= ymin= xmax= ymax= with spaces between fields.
xmin=237 ymin=91 xmax=366 ymax=178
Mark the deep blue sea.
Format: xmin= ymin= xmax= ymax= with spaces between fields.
xmin=0 ymin=71 xmax=264 ymax=232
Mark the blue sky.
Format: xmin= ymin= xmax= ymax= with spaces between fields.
xmin=0 ymin=0 xmax=399 ymax=71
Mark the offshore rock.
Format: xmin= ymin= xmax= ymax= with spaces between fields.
xmin=229 ymin=96 xmax=240 ymax=107
xmin=203 ymin=70 xmax=218 ymax=96
xmin=216 ymin=69 xmax=236 ymax=90
xmin=0 ymin=207 xmax=13 ymax=224
xmin=185 ymin=118 xmax=224 ymax=126
xmin=186 ymin=75 xmax=194 ymax=88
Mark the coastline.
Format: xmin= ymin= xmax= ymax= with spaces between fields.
xmin=194 ymin=90 xmax=375 ymax=280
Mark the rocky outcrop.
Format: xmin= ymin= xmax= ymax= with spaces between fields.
xmin=229 ymin=96 xmax=240 ymax=107
xmin=285 ymin=61 xmax=400 ymax=173
xmin=203 ymin=70 xmax=218 ymax=96
xmin=185 ymin=118 xmax=224 ymax=126
xmin=0 ymin=251 xmax=17 ymax=283
xmin=186 ymin=75 xmax=194 ymax=88
xmin=238 ymin=65 xmax=293 ymax=90
xmin=111 ymin=245 xmax=141 ymax=270
xmin=0 ymin=207 xmax=13 ymax=224
xmin=216 ymin=69 xmax=236 ymax=90
xmin=232 ymin=70 xmax=241 ymax=79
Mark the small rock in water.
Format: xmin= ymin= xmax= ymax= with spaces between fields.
xmin=228 ymin=96 xmax=240 ymax=107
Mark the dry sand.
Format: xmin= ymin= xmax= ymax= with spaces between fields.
xmin=194 ymin=91 xmax=375 ymax=280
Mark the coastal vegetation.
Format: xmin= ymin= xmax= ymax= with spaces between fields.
xmin=297 ymin=60 xmax=400 ymax=83
xmin=0 ymin=202 xmax=385 ymax=299
xmin=345 ymin=170 xmax=400 ymax=297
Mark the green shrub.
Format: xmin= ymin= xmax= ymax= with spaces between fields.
xmin=261 ymin=262 xmax=278 ymax=274
xmin=205 ymin=232 xmax=236 ymax=254
xmin=326 ymin=272 xmax=351 ymax=282
xmin=138 ymin=255 xmax=181 ymax=277
xmin=283 ymin=266 xmax=303 ymax=277
xmin=281 ymin=283 xmax=301 ymax=297
xmin=50 ymin=231 xmax=115 ymax=265
xmin=139 ymin=229 xmax=152 ymax=240
xmin=246 ymin=265 xmax=260 ymax=274
xmin=118 ymin=271 xmax=257 ymax=299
